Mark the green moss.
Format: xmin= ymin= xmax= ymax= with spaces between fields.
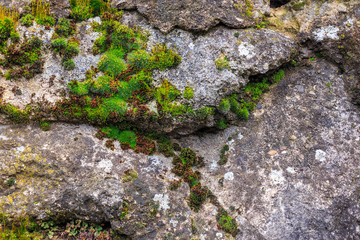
xmin=188 ymin=185 xmax=209 ymax=212
xmin=68 ymin=80 xmax=90 ymax=96
xmin=5 ymin=177 xmax=15 ymax=186
xmin=70 ymin=0 xmax=109 ymax=22
xmin=219 ymin=98 xmax=230 ymax=114
xmin=98 ymin=49 xmax=127 ymax=77
xmin=218 ymin=144 xmax=229 ymax=165
xmin=272 ymin=69 xmax=285 ymax=83
xmin=196 ymin=107 xmax=215 ymax=119
xmin=64 ymin=41 xmax=79 ymax=59
xmin=101 ymin=126 xmax=136 ymax=148
xmin=215 ymin=57 xmax=230 ymax=71
xmin=155 ymin=80 xmax=181 ymax=114
xmin=0 ymin=17 xmax=17 ymax=50
xmin=20 ymin=14 xmax=34 ymax=27
xmin=216 ymin=119 xmax=228 ymax=129
xmin=127 ymin=49 xmax=150 ymax=70
xmin=216 ymin=209 xmax=239 ymax=236
xmin=99 ymin=96 xmax=128 ymax=116
xmin=89 ymin=75 xmax=112 ymax=95
xmin=180 ymin=148 xmax=197 ymax=166
xmin=70 ymin=3 xmax=92 ymax=22
xmin=62 ymin=58 xmax=76 ymax=70
xmin=55 ymin=18 xmax=75 ymax=37
xmin=150 ymin=134 xmax=175 ymax=157
xmin=40 ymin=121 xmax=51 ymax=131
xmin=51 ymin=38 xmax=67 ymax=52
xmin=111 ymin=23 xmax=149 ymax=52
xmin=0 ymin=103 xmax=30 ymax=124
xmin=293 ymin=2 xmax=305 ymax=11
xmin=169 ymin=179 xmax=182 ymax=191
xmin=183 ymin=87 xmax=194 ymax=100
xmin=148 ymin=44 xmax=181 ymax=70
xmin=122 ymin=169 xmax=138 ymax=182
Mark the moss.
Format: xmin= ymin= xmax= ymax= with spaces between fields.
xmin=180 ymin=148 xmax=197 ymax=166
xmin=101 ymin=126 xmax=136 ymax=148
xmin=150 ymin=134 xmax=175 ymax=157
xmin=64 ymin=41 xmax=79 ymax=59
xmin=55 ymin=18 xmax=75 ymax=37
xmin=293 ymin=2 xmax=305 ymax=11
xmin=272 ymin=69 xmax=285 ymax=83
xmin=183 ymin=87 xmax=194 ymax=100
xmin=98 ymin=49 xmax=127 ymax=77
xmin=0 ymin=103 xmax=30 ymax=124
xmin=20 ymin=14 xmax=34 ymax=27
xmin=51 ymin=38 xmax=67 ymax=52
xmin=215 ymin=57 xmax=230 ymax=71
xmin=70 ymin=0 xmax=109 ymax=22
xmin=216 ymin=209 xmax=239 ymax=236
xmin=40 ymin=121 xmax=51 ymax=131
xmin=218 ymin=144 xmax=229 ymax=165
xmin=68 ymin=80 xmax=90 ymax=96
xmin=127 ymin=49 xmax=150 ymax=70
xmin=0 ymin=17 xmax=17 ymax=50
xmin=155 ymin=80 xmax=181 ymax=114
xmin=169 ymin=179 xmax=182 ymax=191
xmin=219 ymin=98 xmax=230 ymax=114
xmin=188 ymin=185 xmax=209 ymax=212
xmin=31 ymin=0 xmax=55 ymax=27
xmin=148 ymin=44 xmax=181 ymax=70
xmin=122 ymin=169 xmax=138 ymax=183
xmin=216 ymin=119 xmax=228 ymax=129
xmin=5 ymin=177 xmax=15 ymax=186
xmin=62 ymin=58 xmax=75 ymax=70
xmin=196 ymin=107 xmax=215 ymax=119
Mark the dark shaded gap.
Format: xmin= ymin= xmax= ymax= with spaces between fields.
xmin=270 ymin=0 xmax=291 ymax=8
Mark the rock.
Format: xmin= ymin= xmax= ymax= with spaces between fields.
xmin=268 ymin=150 xmax=278 ymax=156
xmin=112 ymin=0 xmax=270 ymax=33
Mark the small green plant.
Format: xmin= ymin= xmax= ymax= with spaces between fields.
xmin=40 ymin=121 xmax=51 ymax=131
xmin=183 ymin=87 xmax=194 ymax=100
xmin=101 ymin=126 xmax=137 ymax=148
xmin=70 ymin=0 xmax=109 ymax=22
xmin=122 ymin=169 xmax=138 ymax=182
xmin=234 ymin=32 xmax=239 ymax=38
xmin=5 ymin=177 xmax=15 ymax=186
xmin=216 ymin=208 xmax=239 ymax=236
xmin=20 ymin=14 xmax=34 ymax=27
xmin=216 ymin=119 xmax=228 ymax=129
xmin=31 ymin=0 xmax=55 ymax=26
xmin=62 ymin=58 xmax=76 ymax=70
xmin=51 ymin=38 xmax=79 ymax=70
xmin=188 ymin=185 xmax=209 ymax=212
xmin=148 ymin=44 xmax=182 ymax=70
xmin=0 ymin=103 xmax=30 ymax=124
xmin=293 ymin=1 xmax=305 ymax=11
xmin=272 ymin=70 xmax=285 ymax=83
xmin=98 ymin=49 xmax=127 ymax=76
xmin=218 ymin=98 xmax=230 ymax=114
xmin=55 ymin=18 xmax=75 ymax=37
xmin=127 ymin=49 xmax=150 ymax=70
xmin=218 ymin=144 xmax=229 ymax=165
xmin=215 ymin=57 xmax=230 ymax=71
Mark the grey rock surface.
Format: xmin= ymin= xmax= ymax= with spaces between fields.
xmin=112 ymin=0 xmax=270 ymax=33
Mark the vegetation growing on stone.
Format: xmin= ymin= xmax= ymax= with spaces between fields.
xmin=216 ymin=208 xmax=239 ymax=236
xmin=31 ymin=0 xmax=55 ymax=27
xmin=218 ymin=144 xmax=230 ymax=165
xmin=0 ymin=6 xmax=19 ymax=51
xmin=20 ymin=14 xmax=34 ymax=27
xmin=55 ymin=18 xmax=76 ymax=37
xmin=0 ymin=103 xmax=30 ymax=124
xmin=70 ymin=0 xmax=110 ymax=22
xmin=183 ymin=87 xmax=194 ymax=100
xmin=215 ymin=56 xmax=230 ymax=71
xmin=51 ymin=38 xmax=79 ymax=70
xmin=122 ymin=169 xmax=138 ymax=183
xmin=101 ymin=126 xmax=137 ymax=148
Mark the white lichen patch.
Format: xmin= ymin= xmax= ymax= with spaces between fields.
xmin=238 ymin=42 xmax=256 ymax=59
xmin=97 ymin=159 xmax=113 ymax=173
xmin=313 ymin=26 xmax=340 ymax=41
xmin=153 ymin=194 xmax=170 ymax=211
xmin=224 ymin=172 xmax=234 ymax=181
xmin=315 ymin=149 xmax=326 ymax=162
xmin=238 ymin=132 xmax=244 ymax=140
xmin=269 ymin=169 xmax=285 ymax=184
xmin=169 ymin=219 xmax=178 ymax=227
xmin=286 ymin=167 xmax=296 ymax=174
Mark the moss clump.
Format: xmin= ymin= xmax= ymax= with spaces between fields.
xmin=218 ymin=98 xmax=230 ymax=114
xmin=180 ymin=148 xmax=197 ymax=166
xmin=127 ymin=49 xmax=150 ymax=70
xmin=216 ymin=118 xmax=228 ymax=129
xmin=98 ymin=49 xmax=127 ymax=77
xmin=148 ymin=44 xmax=182 ymax=70
xmin=215 ymin=57 xmax=230 ymax=71
xmin=155 ymin=80 xmax=182 ymax=114
xmin=31 ymin=0 xmax=55 ymax=27
xmin=218 ymin=144 xmax=229 ymax=165
xmin=122 ymin=169 xmax=138 ymax=183
xmin=101 ymin=126 xmax=136 ymax=148
xmin=51 ymin=38 xmax=79 ymax=70
xmin=55 ymin=18 xmax=75 ymax=37
xmin=216 ymin=209 xmax=239 ymax=236
xmin=0 ymin=17 xmax=17 ymax=50
xmin=0 ymin=103 xmax=30 ymax=124
xmin=150 ymin=134 xmax=175 ymax=157
xmin=188 ymin=185 xmax=209 ymax=212
xmin=5 ymin=177 xmax=15 ymax=186
xmin=293 ymin=2 xmax=305 ymax=10
xmin=183 ymin=87 xmax=194 ymax=100
xmin=70 ymin=0 xmax=109 ymax=22
xmin=169 ymin=179 xmax=182 ymax=191
xmin=20 ymin=14 xmax=34 ymax=27
xmin=40 ymin=121 xmax=51 ymax=131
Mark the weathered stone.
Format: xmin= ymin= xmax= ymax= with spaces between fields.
xmin=112 ymin=0 xmax=270 ymax=33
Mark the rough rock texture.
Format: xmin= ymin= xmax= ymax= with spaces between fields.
xmin=1 ymin=0 xmax=360 ymax=239
xmin=121 ymin=11 xmax=297 ymax=108
xmin=1 ymin=58 xmax=359 ymax=239
xmin=112 ymin=0 xmax=270 ymax=33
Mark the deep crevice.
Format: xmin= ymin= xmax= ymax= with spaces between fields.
xmin=270 ymin=0 xmax=291 ymax=8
